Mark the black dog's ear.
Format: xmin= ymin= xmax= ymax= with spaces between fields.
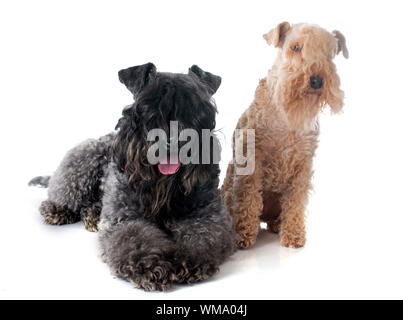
xmin=189 ymin=65 xmax=222 ymax=95
xmin=118 ymin=63 xmax=157 ymax=95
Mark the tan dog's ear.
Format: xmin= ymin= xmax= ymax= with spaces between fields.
xmin=333 ymin=30 xmax=349 ymax=59
xmin=263 ymin=22 xmax=291 ymax=48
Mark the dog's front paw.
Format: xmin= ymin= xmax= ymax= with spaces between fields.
xmin=280 ymin=234 xmax=306 ymax=249
xmin=174 ymin=261 xmax=219 ymax=285
xmin=235 ymin=222 xmax=259 ymax=249
xmin=237 ymin=232 xmax=258 ymax=249
xmin=133 ymin=267 xmax=173 ymax=292
xmin=115 ymin=255 xmax=175 ymax=292
xmin=136 ymin=259 xmax=175 ymax=292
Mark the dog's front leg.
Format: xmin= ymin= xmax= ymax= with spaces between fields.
xmin=167 ymin=205 xmax=237 ymax=284
xmin=98 ymin=220 xmax=178 ymax=291
xmin=279 ymin=165 xmax=313 ymax=249
xmin=232 ymin=155 xmax=264 ymax=249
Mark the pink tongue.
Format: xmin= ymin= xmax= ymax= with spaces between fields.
xmin=158 ymin=155 xmax=181 ymax=175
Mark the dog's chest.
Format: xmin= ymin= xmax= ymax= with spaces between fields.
xmin=261 ymin=130 xmax=318 ymax=192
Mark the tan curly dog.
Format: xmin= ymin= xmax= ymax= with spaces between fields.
xmin=222 ymin=22 xmax=348 ymax=249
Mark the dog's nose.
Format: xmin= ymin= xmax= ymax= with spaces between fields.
xmin=310 ymin=76 xmax=323 ymax=90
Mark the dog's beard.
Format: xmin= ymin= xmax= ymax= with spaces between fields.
xmin=274 ymin=68 xmax=343 ymax=130
xmin=275 ymin=78 xmax=322 ymax=131
xmin=116 ymin=135 xmax=177 ymax=215
xmin=113 ymin=132 xmax=214 ymax=217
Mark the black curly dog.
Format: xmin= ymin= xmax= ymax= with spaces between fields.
xmin=30 ymin=63 xmax=237 ymax=291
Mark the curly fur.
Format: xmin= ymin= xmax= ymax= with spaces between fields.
xmin=33 ymin=133 xmax=113 ymax=231
xmin=222 ymin=23 xmax=348 ymax=249
xmin=30 ymin=63 xmax=236 ymax=291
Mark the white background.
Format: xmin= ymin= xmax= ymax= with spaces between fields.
xmin=1 ymin=0 xmax=403 ymax=300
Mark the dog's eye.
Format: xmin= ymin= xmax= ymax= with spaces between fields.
xmin=291 ymin=45 xmax=302 ymax=52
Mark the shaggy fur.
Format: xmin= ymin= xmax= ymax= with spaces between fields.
xmin=31 ymin=133 xmax=114 ymax=230
xmin=222 ymin=23 xmax=348 ymax=249
xmin=30 ymin=63 xmax=237 ymax=291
